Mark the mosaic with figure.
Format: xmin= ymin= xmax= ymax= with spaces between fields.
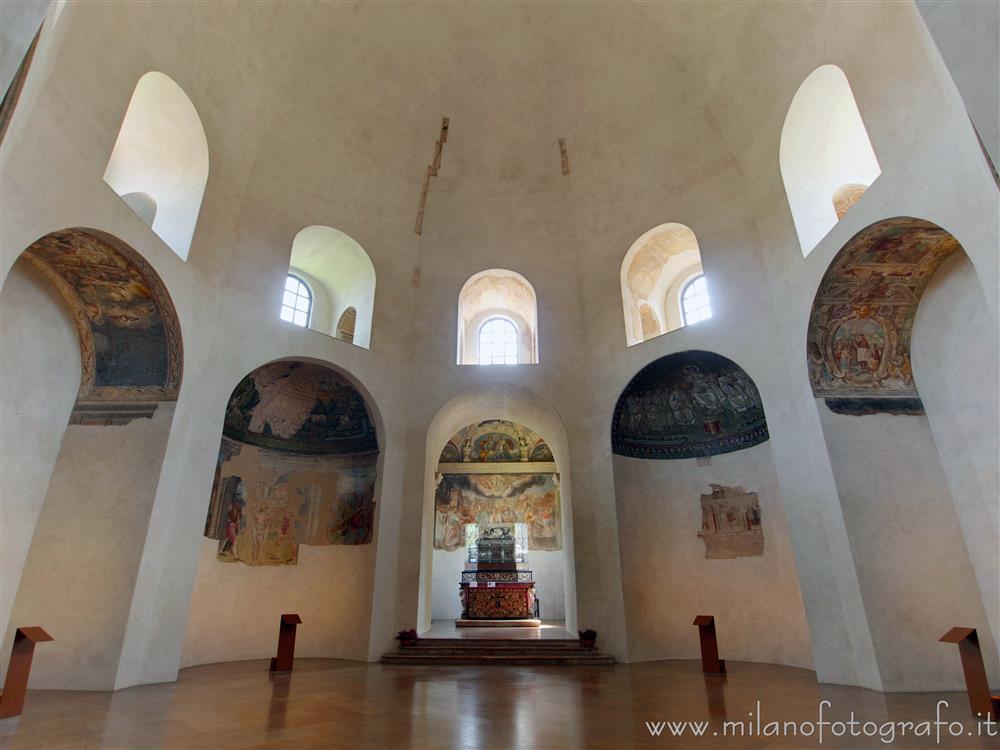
xmin=612 ymin=350 xmax=768 ymax=459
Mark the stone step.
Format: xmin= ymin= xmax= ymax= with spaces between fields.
xmin=407 ymin=638 xmax=584 ymax=648
xmin=391 ymin=648 xmax=600 ymax=657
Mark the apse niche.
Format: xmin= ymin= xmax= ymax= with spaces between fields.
xmin=1 ymin=228 xmax=183 ymax=690
xmin=183 ymin=360 xmax=381 ymax=666
xmin=103 ymin=72 xmax=209 ymax=261
xmin=457 ymin=269 xmax=539 ymax=365
xmin=620 ymin=223 xmax=709 ymax=346
xmin=610 ymin=350 xmax=813 ymax=666
xmin=283 ymin=226 xmax=376 ymax=349
xmin=430 ymin=420 xmax=565 ymax=621
xmin=807 ymin=217 xmax=998 ymax=691
xmin=780 ymin=65 xmax=881 ymax=257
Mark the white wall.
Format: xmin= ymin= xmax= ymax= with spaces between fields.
xmin=613 ymin=441 xmax=813 ymax=668
xmin=0 ymin=261 xmax=79 ymax=664
xmin=0 ymin=1 xmax=995 ymax=694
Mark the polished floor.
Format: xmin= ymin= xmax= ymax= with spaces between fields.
xmin=0 ymin=658 xmax=995 ymax=749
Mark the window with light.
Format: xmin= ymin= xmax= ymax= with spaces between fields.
xmin=681 ymin=274 xmax=712 ymax=326
xmin=280 ymin=274 xmax=312 ymax=327
xmin=477 ymin=317 xmax=518 ymax=365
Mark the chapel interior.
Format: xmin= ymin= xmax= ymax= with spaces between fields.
xmin=0 ymin=1 xmax=998 ymax=748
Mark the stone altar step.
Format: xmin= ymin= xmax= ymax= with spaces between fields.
xmin=381 ymin=638 xmax=614 ymax=665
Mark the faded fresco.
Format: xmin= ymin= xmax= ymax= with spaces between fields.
xmin=698 ymin=484 xmax=763 ymax=559
xmin=224 ymin=361 xmax=377 ymax=455
xmin=434 ymin=473 xmax=560 ymax=552
xmin=18 ymin=228 xmax=182 ymax=404
xmin=807 ymin=218 xmax=961 ymax=414
xmin=612 ymin=350 xmax=768 ymax=460
xmin=204 ymin=362 xmax=379 ymax=566
xmin=438 ymin=420 xmax=553 ymax=464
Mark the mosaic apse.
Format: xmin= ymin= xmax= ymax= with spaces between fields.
xmin=204 ymin=361 xmax=378 ymax=566
xmin=612 ymin=351 xmax=768 ymax=459
xmin=807 ymin=218 xmax=961 ymax=415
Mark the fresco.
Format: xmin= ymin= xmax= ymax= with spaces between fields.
xmin=612 ymin=350 xmax=768 ymax=459
xmin=224 ymin=361 xmax=377 ymax=455
xmin=434 ymin=473 xmax=560 ymax=552
xmin=19 ymin=228 xmax=182 ymax=405
xmin=204 ymin=362 xmax=379 ymax=566
xmin=438 ymin=420 xmax=554 ymax=464
xmin=807 ymin=218 xmax=961 ymax=414
xmin=698 ymin=484 xmax=763 ymax=559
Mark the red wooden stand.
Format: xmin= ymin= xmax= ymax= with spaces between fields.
xmin=270 ymin=614 xmax=302 ymax=672
xmin=939 ymin=627 xmax=996 ymax=720
xmin=0 ymin=626 xmax=53 ymax=719
xmin=693 ymin=615 xmax=726 ymax=674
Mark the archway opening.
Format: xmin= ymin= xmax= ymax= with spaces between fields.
xmin=417 ymin=387 xmax=577 ymax=634
xmin=807 ymin=217 xmax=998 ymax=690
xmin=1 ymin=228 xmax=182 ymax=690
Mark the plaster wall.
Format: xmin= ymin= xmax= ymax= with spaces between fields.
xmin=431 ymin=548 xmax=566 ymax=622
xmin=182 ymin=539 xmax=375 ymax=666
xmin=818 ymin=404 xmax=997 ymax=690
xmin=6 ymin=404 xmax=174 ymax=690
xmin=0 ymin=261 xmax=79 ymax=662
xmin=0 ymin=0 xmax=995 ymax=694
xmin=613 ymin=441 xmax=813 ymax=668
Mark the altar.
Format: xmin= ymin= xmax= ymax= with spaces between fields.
xmin=457 ymin=523 xmax=540 ymax=626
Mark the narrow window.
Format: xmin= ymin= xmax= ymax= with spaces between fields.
xmin=681 ymin=275 xmax=712 ymax=326
xmin=280 ymin=274 xmax=312 ymax=327
xmin=477 ymin=317 xmax=518 ymax=365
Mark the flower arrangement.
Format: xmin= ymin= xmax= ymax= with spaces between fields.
xmin=396 ymin=629 xmax=418 ymax=646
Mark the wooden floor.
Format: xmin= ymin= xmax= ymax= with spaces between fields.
xmin=0 ymin=658 xmax=994 ymax=749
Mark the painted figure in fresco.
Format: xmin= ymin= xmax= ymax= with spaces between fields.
xmin=669 ymin=388 xmax=696 ymax=426
xmin=462 ymin=439 xmax=473 ymax=462
xmin=222 ymin=495 xmax=244 ymax=560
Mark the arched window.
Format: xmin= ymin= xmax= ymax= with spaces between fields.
xmin=477 ymin=317 xmax=518 ymax=365
xmin=103 ymin=72 xmax=209 ymax=261
xmin=680 ymin=274 xmax=712 ymax=326
xmin=780 ymin=65 xmax=881 ymax=256
xmin=620 ymin=223 xmax=705 ymax=346
xmin=457 ymin=269 xmax=538 ymax=364
xmin=280 ymin=274 xmax=311 ymax=327
xmin=285 ymin=226 xmax=376 ymax=348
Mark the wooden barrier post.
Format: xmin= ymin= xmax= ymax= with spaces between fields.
xmin=270 ymin=614 xmax=302 ymax=672
xmin=693 ymin=615 xmax=726 ymax=674
xmin=939 ymin=627 xmax=996 ymax=720
xmin=0 ymin=627 xmax=53 ymax=719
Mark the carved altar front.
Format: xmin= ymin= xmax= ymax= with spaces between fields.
xmin=457 ymin=523 xmax=539 ymax=624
